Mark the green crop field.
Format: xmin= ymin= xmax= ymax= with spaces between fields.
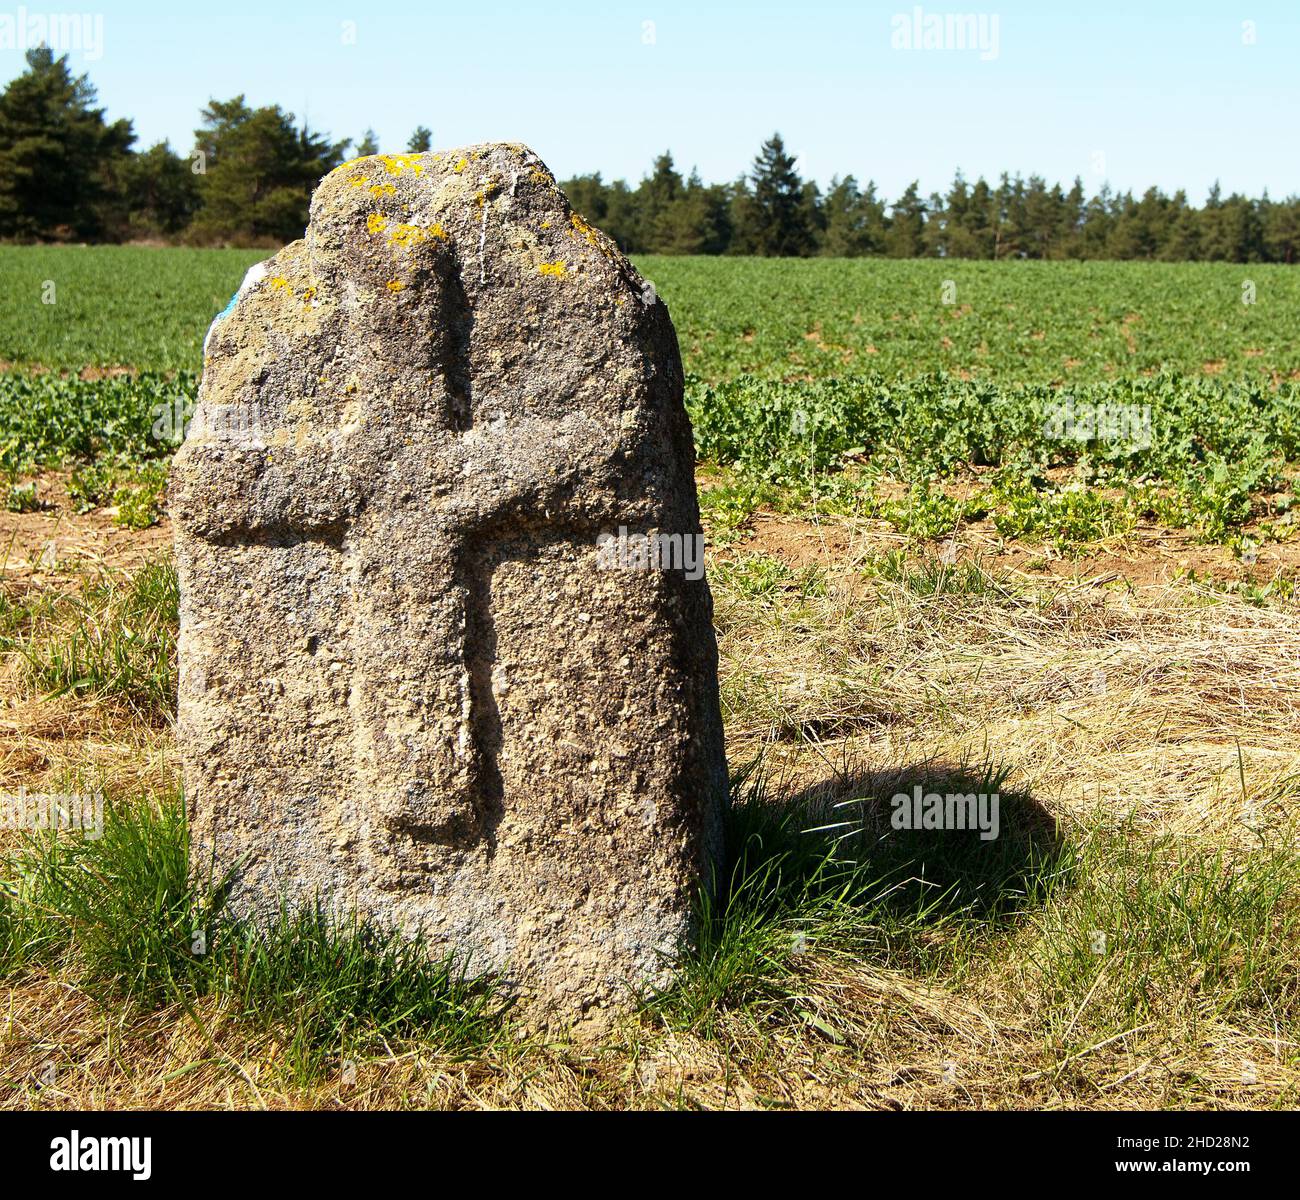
xmin=0 ymin=246 xmax=264 ymax=373
xmin=1 ymin=247 xmax=1297 ymax=382
xmin=1 ymin=247 xmax=1297 ymax=554
xmin=643 ymin=257 xmax=1300 ymax=384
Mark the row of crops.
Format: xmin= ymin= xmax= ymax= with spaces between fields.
xmin=0 ymin=249 xmax=1296 ymax=551
xmin=2 ymin=366 xmax=1296 ymax=548
xmin=644 ymin=256 xmax=1300 ymax=384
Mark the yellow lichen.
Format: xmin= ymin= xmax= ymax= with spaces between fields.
xmin=537 ymin=261 xmax=567 ymax=278
xmin=454 ymin=157 xmax=468 ymax=173
xmin=569 ymin=211 xmax=614 ymax=259
xmin=377 ymin=153 xmax=426 ymax=177
xmin=369 ymin=183 xmax=396 ymax=197
xmin=388 ymin=223 xmax=428 ymax=248
xmin=385 ymin=279 xmax=405 ymax=292
xmin=366 ymin=213 xmax=388 ymax=234
xmin=541 ymin=220 xmax=552 ymax=229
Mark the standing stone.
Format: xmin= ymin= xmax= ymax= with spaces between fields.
xmin=170 ymin=144 xmax=727 ymax=1027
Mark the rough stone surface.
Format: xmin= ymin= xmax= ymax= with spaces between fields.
xmin=170 ymin=143 xmax=727 ymax=1028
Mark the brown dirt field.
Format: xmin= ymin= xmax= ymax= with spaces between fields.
xmin=0 ymin=470 xmax=171 ymax=582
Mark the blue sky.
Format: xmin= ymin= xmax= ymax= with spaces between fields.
xmin=2 ymin=0 xmax=1296 ymax=200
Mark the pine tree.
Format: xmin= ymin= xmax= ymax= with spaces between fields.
xmin=406 ymin=126 xmax=433 ymax=153
xmin=821 ymin=176 xmax=867 ymax=256
xmin=190 ymin=97 xmax=347 ymax=244
xmin=640 ymin=152 xmax=683 ymax=251
xmin=0 ymin=47 xmax=134 ymax=240
xmin=653 ymin=169 xmax=732 ymax=255
xmin=885 ymin=181 xmax=926 ymax=258
xmin=1263 ymin=197 xmax=1300 ymax=264
xmin=123 ymin=141 xmax=201 ymax=236
xmin=744 ymin=133 xmax=815 ymax=256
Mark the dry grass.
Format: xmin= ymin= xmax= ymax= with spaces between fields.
xmin=2 ymin=507 xmax=1298 ymax=1110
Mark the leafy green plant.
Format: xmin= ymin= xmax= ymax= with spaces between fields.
xmin=0 ymin=371 xmax=193 ymax=474
xmin=112 ymin=461 xmax=169 ymax=529
xmin=4 ymin=480 xmax=42 ymax=512
xmin=68 ymin=461 xmax=120 ymax=512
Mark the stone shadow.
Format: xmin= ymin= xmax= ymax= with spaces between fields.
xmin=728 ymin=757 xmax=1070 ymax=926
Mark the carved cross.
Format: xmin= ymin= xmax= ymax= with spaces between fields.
xmin=179 ymin=237 xmax=623 ymax=846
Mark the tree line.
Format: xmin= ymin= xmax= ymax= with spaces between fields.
xmin=569 ymin=139 xmax=1300 ymax=263
xmin=1 ymin=47 xmax=1296 ymax=262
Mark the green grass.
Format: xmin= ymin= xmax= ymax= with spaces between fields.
xmin=708 ymin=554 xmax=827 ymax=605
xmin=863 ymin=549 xmax=1013 ymax=599
xmin=656 ymin=760 xmax=1071 ymax=1035
xmin=1027 ymin=818 xmax=1300 ymax=1050
xmin=0 ymin=794 xmax=508 ymax=1080
xmin=21 ymin=559 xmax=179 ymax=719
xmin=654 ymin=761 xmax=1300 ymax=1067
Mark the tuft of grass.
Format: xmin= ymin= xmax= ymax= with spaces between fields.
xmin=653 ymin=768 xmax=868 ymax=1034
xmin=213 ymin=906 xmax=507 ymax=1081
xmin=3 ymin=794 xmax=213 ymax=1001
xmin=0 ymin=794 xmax=509 ymax=1078
xmin=21 ymin=559 xmax=179 ymax=719
xmin=864 ymin=549 xmax=1013 ymax=599
xmin=0 ymin=582 xmax=55 ymax=651
xmin=1025 ymin=818 xmax=1300 ymax=1047
xmin=710 ymin=553 xmax=827 ymax=605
